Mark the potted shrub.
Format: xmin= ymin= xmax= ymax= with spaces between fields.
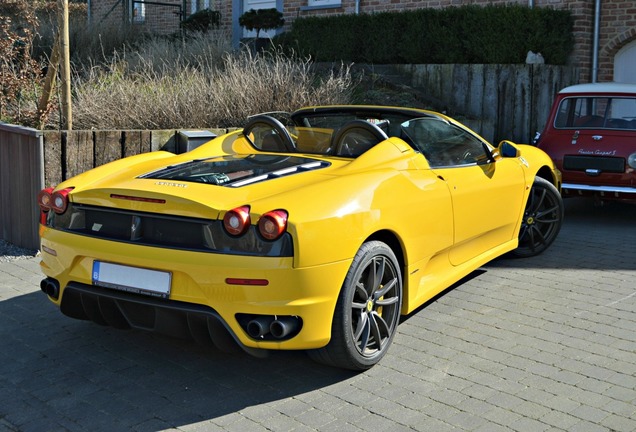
xmin=239 ymin=8 xmax=284 ymax=51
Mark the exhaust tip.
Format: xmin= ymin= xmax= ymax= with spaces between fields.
xmin=270 ymin=316 xmax=301 ymax=339
xmin=246 ymin=316 xmax=273 ymax=338
xmin=40 ymin=278 xmax=60 ymax=300
xmin=237 ymin=314 xmax=303 ymax=341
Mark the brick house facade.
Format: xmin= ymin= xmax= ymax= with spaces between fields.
xmin=88 ymin=0 xmax=636 ymax=83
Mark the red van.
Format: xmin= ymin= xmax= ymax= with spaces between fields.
xmin=536 ymin=83 xmax=636 ymax=203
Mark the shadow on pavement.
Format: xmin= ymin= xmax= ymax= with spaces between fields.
xmin=0 ymin=291 xmax=356 ymax=431
xmin=1 ymin=197 xmax=633 ymax=431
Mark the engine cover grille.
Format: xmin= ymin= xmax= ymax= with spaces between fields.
xmin=47 ymin=204 xmax=293 ymax=257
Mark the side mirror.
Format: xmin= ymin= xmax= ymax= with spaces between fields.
xmin=497 ymin=140 xmax=520 ymax=158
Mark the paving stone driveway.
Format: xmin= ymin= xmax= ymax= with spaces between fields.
xmin=1 ymin=197 xmax=635 ymax=432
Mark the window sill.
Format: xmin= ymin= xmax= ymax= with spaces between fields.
xmin=300 ymin=4 xmax=342 ymax=11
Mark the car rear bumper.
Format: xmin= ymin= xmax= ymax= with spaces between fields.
xmin=39 ymin=228 xmax=352 ymax=351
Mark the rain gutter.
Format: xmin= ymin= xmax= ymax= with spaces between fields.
xmin=592 ymin=0 xmax=601 ymax=82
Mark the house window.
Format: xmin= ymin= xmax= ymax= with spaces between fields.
xmin=132 ymin=1 xmax=145 ymax=23
xmin=306 ymin=0 xmax=341 ymax=8
xmin=192 ymin=0 xmax=211 ymax=14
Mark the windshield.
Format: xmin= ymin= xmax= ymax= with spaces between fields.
xmin=400 ymin=118 xmax=492 ymax=167
xmin=554 ymin=96 xmax=636 ymax=130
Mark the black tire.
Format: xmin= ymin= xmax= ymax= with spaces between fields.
xmin=309 ymin=241 xmax=402 ymax=370
xmin=512 ymin=177 xmax=563 ymax=258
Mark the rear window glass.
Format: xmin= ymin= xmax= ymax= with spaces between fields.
xmin=554 ymin=96 xmax=636 ymax=130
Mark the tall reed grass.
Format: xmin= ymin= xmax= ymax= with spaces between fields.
xmin=72 ymin=35 xmax=354 ymax=129
xmin=3 ymin=1 xmax=355 ymax=130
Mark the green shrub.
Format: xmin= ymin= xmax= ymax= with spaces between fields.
xmin=239 ymin=8 xmax=284 ymax=38
xmin=181 ymin=8 xmax=221 ymax=33
xmin=275 ymin=5 xmax=574 ymax=64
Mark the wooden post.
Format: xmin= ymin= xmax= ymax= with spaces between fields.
xmin=37 ymin=33 xmax=60 ymax=129
xmin=58 ymin=0 xmax=72 ymax=130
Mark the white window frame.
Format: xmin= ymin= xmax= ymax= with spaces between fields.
xmin=131 ymin=1 xmax=146 ymax=23
xmin=307 ymin=0 xmax=341 ymax=7
xmin=192 ymin=0 xmax=211 ymax=14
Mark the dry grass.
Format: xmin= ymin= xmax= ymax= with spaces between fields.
xmin=207 ymin=48 xmax=353 ymax=127
xmin=3 ymin=2 xmax=355 ymax=130
xmin=72 ymin=36 xmax=354 ymax=129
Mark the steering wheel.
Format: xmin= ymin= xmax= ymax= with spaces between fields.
xmin=242 ymin=115 xmax=296 ymax=152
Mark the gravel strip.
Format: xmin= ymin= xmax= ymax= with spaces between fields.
xmin=0 ymin=240 xmax=38 ymax=263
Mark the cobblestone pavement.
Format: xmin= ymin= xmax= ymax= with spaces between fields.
xmin=1 ymin=197 xmax=635 ymax=432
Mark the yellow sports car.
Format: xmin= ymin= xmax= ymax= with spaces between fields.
xmin=38 ymin=106 xmax=563 ymax=370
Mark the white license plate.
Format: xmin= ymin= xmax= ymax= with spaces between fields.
xmin=92 ymin=261 xmax=171 ymax=298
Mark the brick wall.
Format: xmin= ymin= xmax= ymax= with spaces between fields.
xmin=598 ymin=0 xmax=636 ymax=81
xmin=139 ymin=2 xmax=182 ymax=34
xmin=91 ymin=0 xmax=182 ymax=34
xmin=90 ymin=0 xmax=636 ymax=83
xmin=91 ymin=0 xmax=125 ymax=26
xmin=282 ymin=0 xmax=636 ymax=83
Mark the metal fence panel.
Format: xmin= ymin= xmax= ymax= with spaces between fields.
xmin=0 ymin=124 xmax=44 ymax=250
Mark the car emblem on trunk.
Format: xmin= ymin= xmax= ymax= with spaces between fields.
xmin=155 ymin=181 xmax=187 ymax=188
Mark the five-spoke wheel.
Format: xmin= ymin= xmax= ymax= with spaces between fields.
xmin=513 ymin=177 xmax=564 ymax=257
xmin=309 ymin=241 xmax=402 ymax=370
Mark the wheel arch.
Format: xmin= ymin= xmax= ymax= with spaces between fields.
xmin=364 ymin=229 xmax=408 ymax=305
xmin=535 ymin=165 xmax=561 ymax=189
xmin=365 ymin=230 xmax=406 ymax=271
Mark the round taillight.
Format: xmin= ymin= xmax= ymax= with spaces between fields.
xmin=37 ymin=187 xmax=55 ymax=212
xmin=223 ymin=205 xmax=251 ymax=236
xmin=628 ymin=152 xmax=636 ymax=169
xmin=51 ymin=188 xmax=73 ymax=214
xmin=258 ymin=210 xmax=288 ymax=241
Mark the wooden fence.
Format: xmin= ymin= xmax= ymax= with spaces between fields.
xmin=392 ymin=63 xmax=580 ymax=144
xmin=0 ymin=125 xmax=227 ymax=250
xmin=0 ymin=64 xmax=579 ymax=251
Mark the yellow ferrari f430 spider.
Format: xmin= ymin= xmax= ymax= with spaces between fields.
xmin=38 ymin=106 xmax=562 ymax=370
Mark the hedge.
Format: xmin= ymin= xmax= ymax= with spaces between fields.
xmin=274 ymin=5 xmax=574 ymax=65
